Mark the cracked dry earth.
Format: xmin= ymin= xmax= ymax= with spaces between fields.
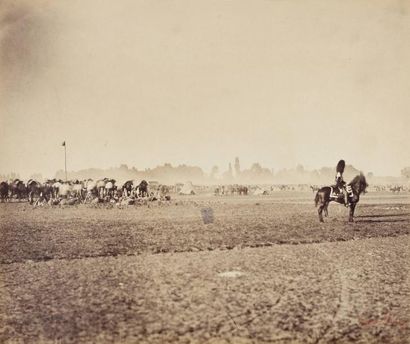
xmin=1 ymin=193 xmax=410 ymax=343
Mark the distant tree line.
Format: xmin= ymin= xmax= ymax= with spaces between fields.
xmin=4 ymin=159 xmax=408 ymax=185
xmin=53 ymin=159 xmax=364 ymax=185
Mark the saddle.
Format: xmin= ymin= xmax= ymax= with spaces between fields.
xmin=330 ymin=186 xmax=343 ymax=199
xmin=330 ymin=185 xmax=353 ymax=200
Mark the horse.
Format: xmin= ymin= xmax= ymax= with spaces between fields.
xmin=9 ymin=179 xmax=27 ymax=202
xmin=26 ymin=180 xmax=54 ymax=205
xmin=315 ymin=173 xmax=368 ymax=223
xmin=136 ymin=180 xmax=149 ymax=197
xmin=58 ymin=182 xmax=72 ymax=199
xmin=96 ymin=179 xmax=108 ymax=198
xmin=122 ymin=180 xmax=134 ymax=197
xmin=104 ymin=179 xmax=116 ymax=199
xmin=71 ymin=180 xmax=85 ymax=201
xmin=390 ymin=185 xmax=402 ymax=193
xmin=0 ymin=181 xmax=9 ymax=202
xmin=27 ymin=179 xmax=41 ymax=204
xmin=40 ymin=181 xmax=54 ymax=203
xmin=238 ymin=185 xmax=248 ymax=195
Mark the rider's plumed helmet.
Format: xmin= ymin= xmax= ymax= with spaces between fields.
xmin=336 ymin=160 xmax=345 ymax=174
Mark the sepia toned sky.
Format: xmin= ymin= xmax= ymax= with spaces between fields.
xmin=0 ymin=0 xmax=409 ymax=178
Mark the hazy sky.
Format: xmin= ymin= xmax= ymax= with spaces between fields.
xmin=1 ymin=0 xmax=409 ymax=178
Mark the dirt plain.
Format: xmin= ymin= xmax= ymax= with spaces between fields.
xmin=1 ymin=192 xmax=409 ymax=343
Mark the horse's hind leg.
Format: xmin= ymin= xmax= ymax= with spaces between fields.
xmin=318 ymin=203 xmax=325 ymax=222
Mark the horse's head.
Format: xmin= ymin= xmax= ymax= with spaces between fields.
xmin=359 ymin=172 xmax=369 ymax=193
xmin=350 ymin=173 xmax=368 ymax=194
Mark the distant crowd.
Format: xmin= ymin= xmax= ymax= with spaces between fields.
xmin=0 ymin=178 xmax=408 ymax=206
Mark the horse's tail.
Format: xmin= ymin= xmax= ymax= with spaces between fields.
xmin=314 ymin=191 xmax=320 ymax=207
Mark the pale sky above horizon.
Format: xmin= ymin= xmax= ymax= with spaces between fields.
xmin=1 ymin=0 xmax=409 ymax=179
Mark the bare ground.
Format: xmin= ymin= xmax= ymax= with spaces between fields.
xmin=1 ymin=193 xmax=409 ymax=343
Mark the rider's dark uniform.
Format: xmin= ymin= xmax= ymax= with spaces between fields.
xmin=335 ymin=160 xmax=349 ymax=206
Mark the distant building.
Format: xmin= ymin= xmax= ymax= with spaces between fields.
xmin=234 ymin=157 xmax=241 ymax=178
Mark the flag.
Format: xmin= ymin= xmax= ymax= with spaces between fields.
xmin=62 ymin=141 xmax=66 ymax=147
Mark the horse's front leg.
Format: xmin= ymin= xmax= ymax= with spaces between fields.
xmin=348 ymin=203 xmax=356 ymax=222
xmin=324 ymin=202 xmax=329 ymax=217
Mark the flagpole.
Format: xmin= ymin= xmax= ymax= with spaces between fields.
xmin=64 ymin=142 xmax=67 ymax=182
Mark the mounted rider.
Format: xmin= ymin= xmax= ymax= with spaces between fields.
xmin=335 ymin=159 xmax=349 ymax=207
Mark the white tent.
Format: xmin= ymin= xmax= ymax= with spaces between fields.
xmin=253 ymin=186 xmax=268 ymax=195
xmin=179 ymin=181 xmax=196 ymax=195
